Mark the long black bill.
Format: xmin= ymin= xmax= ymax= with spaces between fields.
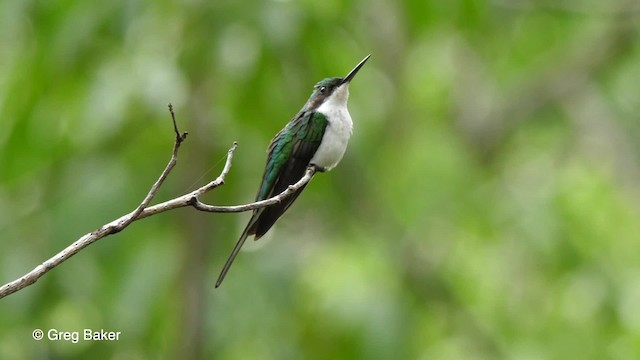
xmin=341 ymin=54 xmax=371 ymax=85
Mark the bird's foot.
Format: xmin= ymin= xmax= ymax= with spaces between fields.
xmin=310 ymin=164 xmax=326 ymax=173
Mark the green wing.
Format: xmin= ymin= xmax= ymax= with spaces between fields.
xmin=251 ymin=111 xmax=328 ymax=238
xmin=256 ymin=111 xmax=327 ymax=201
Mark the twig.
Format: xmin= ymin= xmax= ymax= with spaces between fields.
xmin=189 ymin=167 xmax=316 ymax=213
xmin=107 ymin=103 xmax=188 ymax=234
xmin=0 ymin=105 xmax=314 ymax=299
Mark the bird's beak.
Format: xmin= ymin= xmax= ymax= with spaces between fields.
xmin=341 ymin=54 xmax=371 ymax=85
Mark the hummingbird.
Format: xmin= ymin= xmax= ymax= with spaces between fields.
xmin=215 ymin=54 xmax=371 ymax=288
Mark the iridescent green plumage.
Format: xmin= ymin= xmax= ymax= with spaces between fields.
xmin=252 ymin=110 xmax=328 ymax=235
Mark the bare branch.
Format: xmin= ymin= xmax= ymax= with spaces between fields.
xmin=0 ymin=105 xmax=312 ymax=299
xmin=190 ymin=167 xmax=316 ymax=213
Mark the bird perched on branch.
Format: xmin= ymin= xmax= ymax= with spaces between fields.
xmin=216 ymin=55 xmax=371 ymax=287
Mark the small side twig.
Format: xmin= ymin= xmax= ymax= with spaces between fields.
xmin=108 ymin=103 xmax=188 ymax=233
xmin=0 ymin=104 xmax=314 ymax=299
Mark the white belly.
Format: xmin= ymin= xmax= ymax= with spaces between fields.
xmin=310 ymin=106 xmax=353 ymax=171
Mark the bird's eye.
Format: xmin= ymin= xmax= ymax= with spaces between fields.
xmin=319 ymin=86 xmax=327 ymax=93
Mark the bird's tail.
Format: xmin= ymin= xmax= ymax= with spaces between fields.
xmin=215 ymin=212 xmax=260 ymax=288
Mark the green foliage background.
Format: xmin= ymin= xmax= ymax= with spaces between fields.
xmin=1 ymin=0 xmax=640 ymax=358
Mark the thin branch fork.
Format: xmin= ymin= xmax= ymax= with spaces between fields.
xmin=0 ymin=104 xmax=315 ymax=299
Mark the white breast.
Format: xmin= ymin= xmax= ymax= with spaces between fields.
xmin=310 ymin=85 xmax=353 ymax=171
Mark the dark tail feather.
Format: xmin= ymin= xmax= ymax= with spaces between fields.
xmin=215 ymin=213 xmax=260 ymax=288
xmin=217 ymin=162 xmax=312 ymax=287
xmin=254 ymin=183 xmax=307 ymax=239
